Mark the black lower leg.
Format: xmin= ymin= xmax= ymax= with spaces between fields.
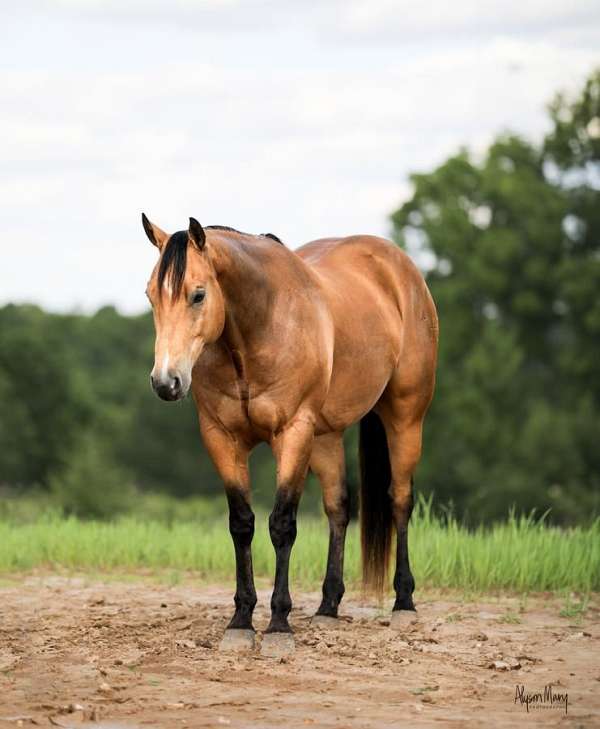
xmin=392 ymin=485 xmax=415 ymax=612
xmin=267 ymin=489 xmax=299 ymax=633
xmin=316 ymin=488 xmax=350 ymax=618
xmin=226 ymin=488 xmax=257 ymax=630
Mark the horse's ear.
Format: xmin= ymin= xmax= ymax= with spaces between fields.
xmin=188 ymin=217 xmax=206 ymax=250
xmin=141 ymin=213 xmax=168 ymax=250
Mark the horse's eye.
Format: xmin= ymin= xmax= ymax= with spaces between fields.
xmin=191 ymin=289 xmax=206 ymax=306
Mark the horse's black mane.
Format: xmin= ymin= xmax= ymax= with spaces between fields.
xmin=206 ymin=225 xmax=283 ymax=244
xmin=157 ymin=225 xmax=283 ymax=299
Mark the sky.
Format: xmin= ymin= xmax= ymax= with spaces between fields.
xmin=1 ymin=0 xmax=599 ymax=313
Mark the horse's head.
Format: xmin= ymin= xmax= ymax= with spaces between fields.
xmin=142 ymin=214 xmax=225 ymax=401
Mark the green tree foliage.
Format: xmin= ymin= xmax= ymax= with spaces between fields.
xmin=391 ymin=69 xmax=600 ymax=523
xmin=49 ymin=430 xmax=135 ymax=519
xmin=0 ymin=305 xmax=91 ymax=487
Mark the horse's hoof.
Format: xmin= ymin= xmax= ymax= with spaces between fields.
xmin=219 ymin=629 xmax=256 ymax=652
xmin=260 ymin=632 xmax=295 ymax=658
xmin=311 ymin=615 xmax=339 ymax=629
xmin=390 ymin=610 xmax=418 ymax=631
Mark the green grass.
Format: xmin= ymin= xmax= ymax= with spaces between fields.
xmin=0 ymin=498 xmax=598 ymax=593
xmin=559 ymin=595 xmax=589 ymax=621
xmin=496 ymin=611 xmax=522 ymax=624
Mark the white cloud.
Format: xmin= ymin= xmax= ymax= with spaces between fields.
xmin=339 ymin=0 xmax=600 ymax=37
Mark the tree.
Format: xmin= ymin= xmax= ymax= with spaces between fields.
xmin=0 ymin=305 xmax=91 ymax=487
xmin=391 ymin=69 xmax=600 ymax=523
xmin=49 ymin=430 xmax=135 ymax=518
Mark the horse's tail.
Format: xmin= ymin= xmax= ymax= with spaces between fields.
xmin=359 ymin=410 xmax=394 ymax=596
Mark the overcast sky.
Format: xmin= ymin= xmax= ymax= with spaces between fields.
xmin=2 ymin=1 xmax=599 ymax=313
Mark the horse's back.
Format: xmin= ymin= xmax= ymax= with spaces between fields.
xmin=297 ymin=234 xmax=437 ymax=344
xmin=299 ymin=234 xmax=423 ymax=284
xmin=296 ymin=235 xmax=438 ymax=432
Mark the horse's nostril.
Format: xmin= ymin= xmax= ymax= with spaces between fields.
xmin=171 ymin=376 xmax=181 ymax=392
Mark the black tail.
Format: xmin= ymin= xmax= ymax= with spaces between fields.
xmin=359 ymin=410 xmax=394 ymax=596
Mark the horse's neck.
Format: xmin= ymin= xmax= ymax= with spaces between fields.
xmin=212 ymin=238 xmax=275 ymax=359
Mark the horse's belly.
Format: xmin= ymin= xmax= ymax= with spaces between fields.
xmin=316 ymin=350 xmax=392 ymax=433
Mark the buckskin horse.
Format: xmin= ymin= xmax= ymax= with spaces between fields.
xmin=142 ymin=215 xmax=438 ymax=655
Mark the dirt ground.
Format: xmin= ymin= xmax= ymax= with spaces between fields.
xmin=0 ymin=576 xmax=598 ymax=728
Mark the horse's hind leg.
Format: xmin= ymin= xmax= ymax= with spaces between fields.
xmin=310 ymin=432 xmax=349 ymax=624
xmin=376 ymin=395 xmax=427 ymax=622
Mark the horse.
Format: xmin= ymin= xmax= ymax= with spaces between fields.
xmin=141 ymin=214 xmax=438 ymax=655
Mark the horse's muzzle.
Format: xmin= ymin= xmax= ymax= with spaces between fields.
xmin=151 ymin=372 xmax=185 ymax=401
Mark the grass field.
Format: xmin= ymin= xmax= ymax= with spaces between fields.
xmin=0 ymin=498 xmax=598 ymax=593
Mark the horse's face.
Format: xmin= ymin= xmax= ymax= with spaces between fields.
xmin=143 ymin=215 xmax=225 ymax=401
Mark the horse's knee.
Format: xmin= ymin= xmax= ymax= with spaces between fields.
xmin=226 ymin=489 xmax=255 ymax=547
xmin=269 ymin=490 xmax=297 ymax=549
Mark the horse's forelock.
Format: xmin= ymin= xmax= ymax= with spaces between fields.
xmin=157 ymin=230 xmax=189 ymax=299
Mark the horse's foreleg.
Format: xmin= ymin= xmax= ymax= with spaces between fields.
xmin=199 ymin=419 xmax=257 ymax=644
xmin=225 ymin=487 xmax=257 ymax=630
xmin=310 ymin=432 xmax=349 ymax=622
xmin=264 ymin=416 xmax=314 ymax=645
